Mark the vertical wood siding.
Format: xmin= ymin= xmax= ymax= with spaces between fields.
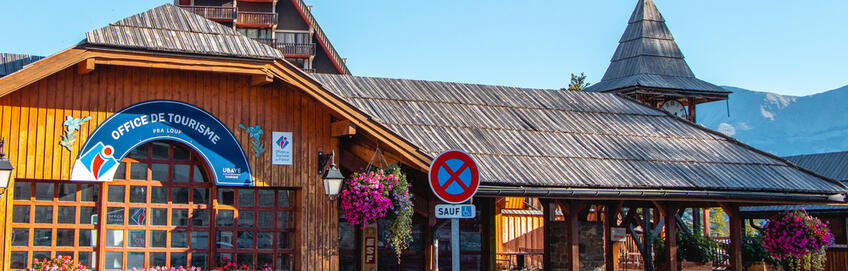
xmin=495 ymin=213 xmax=545 ymax=269
xmin=0 ymin=65 xmax=339 ymax=271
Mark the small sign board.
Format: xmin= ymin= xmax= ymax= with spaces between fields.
xmin=271 ymin=132 xmax=293 ymax=165
xmin=611 ymin=227 xmax=627 ymax=242
xmin=435 ymin=204 xmax=476 ymax=219
xmin=362 ymin=224 xmax=378 ymax=271
xmin=428 ymin=150 xmax=480 ymax=204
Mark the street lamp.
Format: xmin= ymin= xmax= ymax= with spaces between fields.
xmin=318 ymin=151 xmax=344 ymax=201
xmin=0 ymin=139 xmax=13 ymax=194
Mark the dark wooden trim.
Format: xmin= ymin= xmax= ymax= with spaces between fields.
xmin=664 ymin=204 xmax=679 ymax=271
xmin=605 ymin=201 xmax=622 ymax=271
xmin=724 ymin=204 xmax=744 ymax=271
xmin=566 ymin=200 xmax=580 ymax=271
xmin=541 ymin=199 xmax=555 ymax=270
xmin=480 ymin=197 xmax=496 ymax=271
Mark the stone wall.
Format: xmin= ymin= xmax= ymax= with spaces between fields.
xmin=547 ymin=221 xmax=605 ymax=271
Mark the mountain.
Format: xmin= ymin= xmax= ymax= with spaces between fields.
xmin=697 ymin=85 xmax=848 ymax=156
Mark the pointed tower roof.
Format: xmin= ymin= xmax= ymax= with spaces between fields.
xmin=84 ymin=4 xmax=284 ymax=60
xmin=585 ymin=0 xmax=728 ymax=99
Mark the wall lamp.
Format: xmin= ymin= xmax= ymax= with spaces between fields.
xmin=318 ymin=151 xmax=344 ymax=200
xmin=0 ymin=139 xmax=13 ymax=195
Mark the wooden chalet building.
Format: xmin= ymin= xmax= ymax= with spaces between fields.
xmin=0 ymin=2 xmax=845 ymax=271
xmin=174 ymin=0 xmax=350 ymax=74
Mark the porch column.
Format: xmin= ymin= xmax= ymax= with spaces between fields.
xmin=542 ymin=199 xmax=556 ymax=270
xmin=566 ymin=200 xmax=580 ymax=271
xmin=426 ymin=196 xmax=437 ymax=271
xmin=605 ymin=202 xmax=622 ymax=271
xmin=664 ymin=205 xmax=679 ymax=271
xmin=725 ymin=204 xmax=743 ymax=271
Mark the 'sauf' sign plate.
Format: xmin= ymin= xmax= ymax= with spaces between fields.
xmin=435 ymin=204 xmax=476 ymax=219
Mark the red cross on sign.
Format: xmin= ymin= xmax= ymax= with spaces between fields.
xmin=428 ymin=150 xmax=480 ymax=204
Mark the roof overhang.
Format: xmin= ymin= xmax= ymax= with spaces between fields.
xmin=608 ymin=86 xmax=730 ymax=103
xmin=0 ymin=47 xmax=433 ymax=171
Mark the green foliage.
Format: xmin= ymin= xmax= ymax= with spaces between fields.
xmin=654 ymin=230 xmax=718 ymax=265
xmin=385 ymin=164 xmax=414 ymax=263
xmin=708 ymin=207 xmax=729 ymax=237
xmin=679 ymin=231 xmax=719 ymax=263
xmin=742 ymin=234 xmax=779 ymax=268
xmin=564 ymin=73 xmax=590 ymax=92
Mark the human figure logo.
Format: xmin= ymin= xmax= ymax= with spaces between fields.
xmin=70 ymin=142 xmax=120 ymax=181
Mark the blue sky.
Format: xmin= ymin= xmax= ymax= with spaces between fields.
xmin=1 ymin=0 xmax=846 ymax=96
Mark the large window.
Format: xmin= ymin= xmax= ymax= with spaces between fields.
xmin=10 ymin=141 xmax=296 ymax=270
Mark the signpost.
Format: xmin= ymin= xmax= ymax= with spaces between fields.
xmin=428 ymin=150 xmax=480 ymax=271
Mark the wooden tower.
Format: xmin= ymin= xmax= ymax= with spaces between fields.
xmin=585 ymin=0 xmax=729 ymax=122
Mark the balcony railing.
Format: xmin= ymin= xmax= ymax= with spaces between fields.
xmin=253 ymin=38 xmax=276 ymax=46
xmin=251 ymin=39 xmax=316 ymax=56
xmin=275 ymin=42 xmax=316 ymax=56
xmin=237 ymin=12 xmax=277 ymax=26
xmin=178 ymin=5 xmax=236 ymax=21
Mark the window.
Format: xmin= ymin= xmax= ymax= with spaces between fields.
xmin=277 ymin=31 xmax=310 ymax=44
xmin=10 ymin=181 xmax=98 ymax=269
xmin=103 ymin=142 xmax=212 ymax=270
xmin=215 ymin=188 xmax=295 ymax=270
xmin=10 ymin=141 xmax=297 ymax=270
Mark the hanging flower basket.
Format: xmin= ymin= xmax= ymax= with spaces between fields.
xmin=761 ymin=209 xmax=833 ymax=271
xmin=339 ymin=165 xmax=413 ymax=262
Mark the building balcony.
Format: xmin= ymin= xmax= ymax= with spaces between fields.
xmin=237 ymin=12 xmax=277 ymax=27
xmin=275 ymin=42 xmax=316 ymax=56
xmin=178 ymin=5 xmax=236 ymax=21
xmin=252 ymin=39 xmax=316 ymax=57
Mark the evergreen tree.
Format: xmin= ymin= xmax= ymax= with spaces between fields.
xmin=564 ymin=72 xmax=590 ymax=91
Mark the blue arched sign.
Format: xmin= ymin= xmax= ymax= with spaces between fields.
xmin=70 ymin=100 xmax=253 ymax=186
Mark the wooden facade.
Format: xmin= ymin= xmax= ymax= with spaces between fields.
xmin=0 ymin=56 xmax=349 ymax=270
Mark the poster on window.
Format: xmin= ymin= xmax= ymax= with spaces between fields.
xmin=272 ymin=132 xmax=293 ymax=165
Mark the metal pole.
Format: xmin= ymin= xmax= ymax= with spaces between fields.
xmin=451 ymin=218 xmax=460 ymax=270
xmin=433 ymin=235 xmax=439 ymax=270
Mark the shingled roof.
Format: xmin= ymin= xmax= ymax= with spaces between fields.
xmin=742 ymin=151 xmax=848 ymax=216
xmin=313 ymin=74 xmax=845 ymax=201
xmin=84 ymin=4 xmax=284 ymax=60
xmin=0 ymin=53 xmax=43 ymax=77
xmin=585 ymin=0 xmax=728 ymax=97
xmin=784 ymin=151 xmax=848 ymax=182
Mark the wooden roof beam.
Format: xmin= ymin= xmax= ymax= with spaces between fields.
xmin=251 ymin=74 xmax=273 ymax=86
xmin=331 ymin=120 xmax=356 ymax=137
xmin=78 ymin=58 xmax=95 ymax=74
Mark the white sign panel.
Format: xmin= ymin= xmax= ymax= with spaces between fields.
xmin=435 ymin=204 xmax=476 ymax=219
xmin=611 ymin=227 xmax=627 ymax=242
xmin=272 ymin=132 xmax=293 ymax=165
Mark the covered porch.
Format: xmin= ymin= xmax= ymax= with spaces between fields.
xmin=484 ymin=189 xmax=843 ymax=271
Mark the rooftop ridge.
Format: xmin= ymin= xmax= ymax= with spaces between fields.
xmin=84 ymin=4 xmax=284 ymax=60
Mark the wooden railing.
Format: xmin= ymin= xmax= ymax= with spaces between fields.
xmin=711 ymin=237 xmax=731 ymax=267
xmin=178 ymin=5 xmax=235 ymax=20
xmin=249 ymin=39 xmax=316 ymax=56
xmin=291 ymin=0 xmax=350 ymax=74
xmin=253 ymin=38 xmax=276 ymax=46
xmin=237 ymin=12 xmax=277 ymax=26
xmin=275 ymin=42 xmax=316 ymax=56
